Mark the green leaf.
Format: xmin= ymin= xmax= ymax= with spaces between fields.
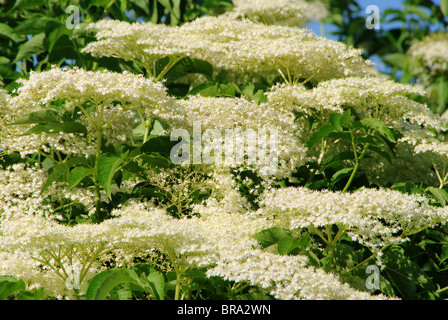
xmin=0 ymin=23 xmax=23 ymax=42
xmin=323 ymin=151 xmax=355 ymax=170
xmin=442 ymin=0 xmax=448 ymax=17
xmin=85 ymin=269 xmax=144 ymax=300
xmin=188 ymin=82 xmax=219 ymax=97
xmin=14 ymin=33 xmax=46 ymax=63
xmin=146 ymin=271 xmax=165 ymax=300
xmin=10 ymin=0 xmax=47 ymax=10
xmin=45 ymin=20 xmax=70 ymax=52
xmin=440 ymin=245 xmax=448 ymax=263
xmin=426 ymin=187 xmax=448 ymax=207
xmin=11 ymin=110 xmax=64 ymax=125
xmin=164 ymin=57 xmax=213 ymax=84
xmin=89 ymin=0 xmax=115 ymax=8
xmin=41 ymin=157 xmax=89 ymax=193
xmin=23 ymin=122 xmax=87 ymax=136
xmin=97 ymin=153 xmax=123 ymax=200
xmin=382 ymin=246 xmax=434 ymax=300
xmin=382 ymin=53 xmax=407 ymax=69
xmin=157 ymin=0 xmax=181 ymax=25
xmin=368 ymin=146 xmax=392 ymax=163
xmin=68 ymin=166 xmax=94 ymax=189
xmin=331 ymin=167 xmax=353 ymax=186
xmin=331 ymin=243 xmax=358 ymax=269
xmin=340 ymin=109 xmax=352 ymax=127
xmin=0 ymin=276 xmax=26 ymax=300
xmin=41 ymin=162 xmax=69 ymax=193
xmin=306 ymin=124 xmax=335 ymax=148
xmin=354 ymin=118 xmax=396 ymax=143
xmin=277 ymin=236 xmax=305 ymax=255
xmin=252 ymin=227 xmax=292 ymax=249
xmin=329 ymin=113 xmax=342 ymax=131
xmin=16 ymin=287 xmax=45 ymax=300
xmin=141 ymin=135 xmax=178 ymax=157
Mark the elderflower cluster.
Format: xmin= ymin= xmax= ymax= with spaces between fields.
xmin=0 ymin=163 xmax=53 ymax=220
xmin=83 ymin=16 xmax=373 ymax=83
xmin=0 ymin=251 xmax=69 ymax=299
xmin=1 ymin=126 xmax=95 ymax=158
xmin=225 ymin=0 xmax=329 ymax=26
xmin=409 ymin=32 xmax=448 ymax=79
xmin=255 ymin=186 xmax=448 ymax=252
xmin=0 ymin=88 xmax=8 ymax=116
xmin=178 ymin=16 xmax=373 ymax=82
xmin=81 ymin=20 xmax=194 ymax=73
xmin=10 ymin=66 xmax=172 ymax=111
xmin=207 ymin=249 xmax=388 ymax=300
xmin=176 ymin=95 xmax=308 ymax=178
xmin=269 ymin=76 xmax=446 ymax=131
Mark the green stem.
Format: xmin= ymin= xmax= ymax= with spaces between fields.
xmin=342 ymin=132 xmax=369 ymax=193
xmin=175 ymin=271 xmax=182 ymax=300
xmin=93 ymin=127 xmax=103 ymax=219
xmin=342 ymin=243 xmax=393 ymax=276
xmin=437 ymin=285 xmax=448 ymax=294
xmin=155 ymin=56 xmax=184 ymax=82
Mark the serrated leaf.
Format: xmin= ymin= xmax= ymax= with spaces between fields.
xmin=164 ymin=57 xmax=213 ymax=84
xmin=306 ymin=124 xmax=335 ymax=148
xmin=85 ymin=269 xmax=144 ymax=300
xmin=330 ymin=113 xmax=342 ymax=131
xmin=11 ymin=110 xmax=63 ymax=125
xmin=146 ymin=271 xmax=165 ymax=300
xmin=68 ymin=166 xmax=94 ymax=189
xmin=97 ymin=153 xmax=123 ymax=200
xmin=382 ymin=246 xmax=434 ymax=300
xmin=41 ymin=157 xmax=89 ymax=193
xmin=23 ymin=122 xmax=87 ymax=136
xmin=252 ymin=227 xmax=292 ymax=249
xmin=369 ymin=146 xmax=392 ymax=163
xmin=141 ymin=135 xmax=178 ymax=157
xmin=426 ymin=187 xmax=448 ymax=207
xmin=354 ymin=118 xmax=396 ymax=143
xmin=14 ymin=33 xmax=46 ymax=63
xmin=0 ymin=276 xmax=26 ymax=300
xmin=277 ymin=236 xmax=303 ymax=255
xmin=340 ymin=109 xmax=352 ymax=127
xmin=0 ymin=23 xmax=23 ymax=42
xmin=331 ymin=167 xmax=353 ymax=185
xmin=442 ymin=0 xmax=448 ymax=17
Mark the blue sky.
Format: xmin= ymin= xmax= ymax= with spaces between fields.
xmin=308 ymin=0 xmax=442 ymax=38
xmin=307 ymin=0 xmax=444 ymax=73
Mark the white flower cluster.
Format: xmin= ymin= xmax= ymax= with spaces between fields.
xmin=81 ymin=20 xmax=193 ymax=73
xmin=225 ymin=0 xmax=329 ymax=26
xmin=267 ymin=76 xmax=447 ymax=131
xmin=0 ymin=88 xmax=8 ymax=116
xmin=1 ymin=127 xmax=96 ymax=159
xmin=255 ymin=186 xmax=448 ymax=251
xmin=207 ymin=249 xmax=389 ymax=300
xmin=0 ymin=163 xmax=53 ymax=220
xmin=83 ymin=16 xmax=373 ymax=83
xmin=177 ymin=95 xmax=308 ymax=177
xmin=10 ymin=66 xmax=172 ymax=111
xmin=4 ymin=67 xmax=180 ymax=157
xmin=409 ymin=32 xmax=448 ymax=78
xmin=1 ymin=196 xmax=390 ymax=300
